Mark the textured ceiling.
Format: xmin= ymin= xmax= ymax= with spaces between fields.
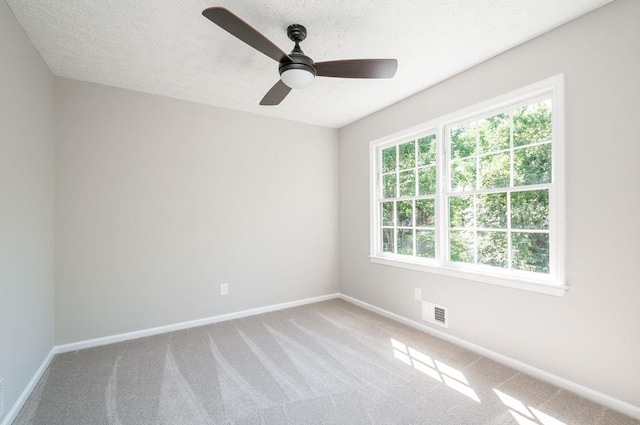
xmin=7 ymin=0 xmax=612 ymax=128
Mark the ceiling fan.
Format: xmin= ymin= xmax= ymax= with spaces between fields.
xmin=202 ymin=7 xmax=398 ymax=106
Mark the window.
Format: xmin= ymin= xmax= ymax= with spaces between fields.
xmin=370 ymin=76 xmax=565 ymax=295
xmin=380 ymin=134 xmax=437 ymax=258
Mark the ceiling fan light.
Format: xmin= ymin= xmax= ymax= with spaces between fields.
xmin=280 ymin=68 xmax=315 ymax=89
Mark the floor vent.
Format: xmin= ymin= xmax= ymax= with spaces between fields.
xmin=422 ymin=301 xmax=448 ymax=328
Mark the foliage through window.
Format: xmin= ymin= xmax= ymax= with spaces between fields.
xmin=447 ymin=100 xmax=552 ymax=273
xmin=380 ymin=135 xmax=437 ymax=258
xmin=370 ymin=76 xmax=564 ymax=294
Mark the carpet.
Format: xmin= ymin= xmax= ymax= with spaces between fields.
xmin=13 ymin=299 xmax=639 ymax=424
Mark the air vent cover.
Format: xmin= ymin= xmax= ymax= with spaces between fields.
xmin=422 ymin=301 xmax=448 ymax=328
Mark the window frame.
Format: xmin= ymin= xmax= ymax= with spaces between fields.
xmin=369 ymin=75 xmax=566 ymax=296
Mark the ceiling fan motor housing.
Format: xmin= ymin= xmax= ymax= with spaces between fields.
xmin=280 ymin=24 xmax=316 ymax=76
xmin=279 ymin=53 xmax=316 ymax=77
xmin=279 ymin=24 xmax=316 ymax=88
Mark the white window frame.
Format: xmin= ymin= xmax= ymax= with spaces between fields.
xmin=369 ymin=75 xmax=566 ymax=296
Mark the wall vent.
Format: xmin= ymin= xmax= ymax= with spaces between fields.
xmin=0 ymin=378 xmax=4 ymax=418
xmin=422 ymin=301 xmax=448 ymax=328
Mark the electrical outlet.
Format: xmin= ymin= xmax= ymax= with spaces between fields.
xmin=220 ymin=283 xmax=229 ymax=295
xmin=414 ymin=288 xmax=422 ymax=301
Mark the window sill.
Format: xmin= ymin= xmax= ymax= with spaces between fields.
xmin=369 ymin=256 xmax=567 ymax=297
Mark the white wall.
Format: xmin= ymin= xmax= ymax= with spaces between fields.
xmin=338 ymin=0 xmax=640 ymax=407
xmin=0 ymin=1 xmax=55 ymax=421
xmin=54 ymin=78 xmax=339 ymax=344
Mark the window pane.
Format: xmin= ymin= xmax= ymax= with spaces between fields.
xmin=383 ymin=173 xmax=397 ymax=198
xmin=381 ymin=201 xmax=394 ymax=226
xmin=450 ymin=158 xmax=476 ymax=191
xmin=382 ymin=228 xmax=395 ymax=253
xmin=450 ymin=123 xmax=476 ymax=159
xmin=418 ymin=135 xmax=436 ymax=166
xmin=397 ymin=200 xmax=413 ymax=227
xmin=399 ymin=170 xmax=416 ymax=197
xmin=511 ymin=190 xmax=549 ymax=229
xmin=382 ymin=146 xmax=397 ymax=173
xmin=449 ymin=195 xmax=474 ymax=228
xmin=513 ymin=143 xmax=551 ymax=186
xmin=418 ymin=166 xmax=436 ymax=195
xmin=417 ymin=230 xmax=435 ymax=258
xmin=399 ymin=141 xmax=415 ymax=170
xmin=513 ymin=100 xmax=552 ymax=147
xmin=477 ymin=192 xmax=507 ymax=228
xmin=478 ymin=231 xmax=508 ymax=267
xmin=449 ymin=230 xmax=474 ymax=263
xmin=479 ymin=152 xmax=510 ymax=189
xmin=416 ymin=199 xmax=435 ymax=227
xmin=397 ymin=229 xmax=414 ymax=255
xmin=479 ymin=113 xmax=511 ymax=153
xmin=512 ymin=232 xmax=549 ymax=273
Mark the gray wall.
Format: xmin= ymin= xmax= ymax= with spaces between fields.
xmin=338 ymin=0 xmax=640 ymax=407
xmin=0 ymin=1 xmax=55 ymax=421
xmin=54 ymin=78 xmax=339 ymax=344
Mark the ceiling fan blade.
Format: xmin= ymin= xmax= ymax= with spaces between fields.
xmin=260 ymin=80 xmax=292 ymax=106
xmin=315 ymin=59 xmax=398 ymax=79
xmin=202 ymin=7 xmax=291 ymax=63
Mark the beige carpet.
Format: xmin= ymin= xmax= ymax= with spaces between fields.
xmin=13 ymin=299 xmax=639 ymax=425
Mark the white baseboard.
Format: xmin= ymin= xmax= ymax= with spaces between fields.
xmin=338 ymin=293 xmax=640 ymax=421
xmin=0 ymin=348 xmax=56 ymax=425
xmin=55 ymin=293 xmax=340 ymax=353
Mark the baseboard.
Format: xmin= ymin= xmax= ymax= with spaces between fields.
xmin=338 ymin=293 xmax=640 ymax=421
xmin=55 ymin=293 xmax=340 ymax=353
xmin=0 ymin=348 xmax=56 ymax=425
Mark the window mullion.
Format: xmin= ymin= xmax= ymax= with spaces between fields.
xmin=438 ymin=125 xmax=448 ymax=266
xmin=474 ymin=124 xmax=480 ymax=265
xmin=508 ymin=112 xmax=514 ymax=270
xmin=376 ymin=148 xmax=382 ymax=255
xmin=412 ymin=199 xmax=417 ymax=256
xmin=414 ymin=141 xmax=418 ymax=257
xmin=395 ymin=145 xmax=400 ymax=200
xmin=473 ymin=194 xmax=478 ymax=265
xmin=507 ymin=191 xmax=512 ymax=270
